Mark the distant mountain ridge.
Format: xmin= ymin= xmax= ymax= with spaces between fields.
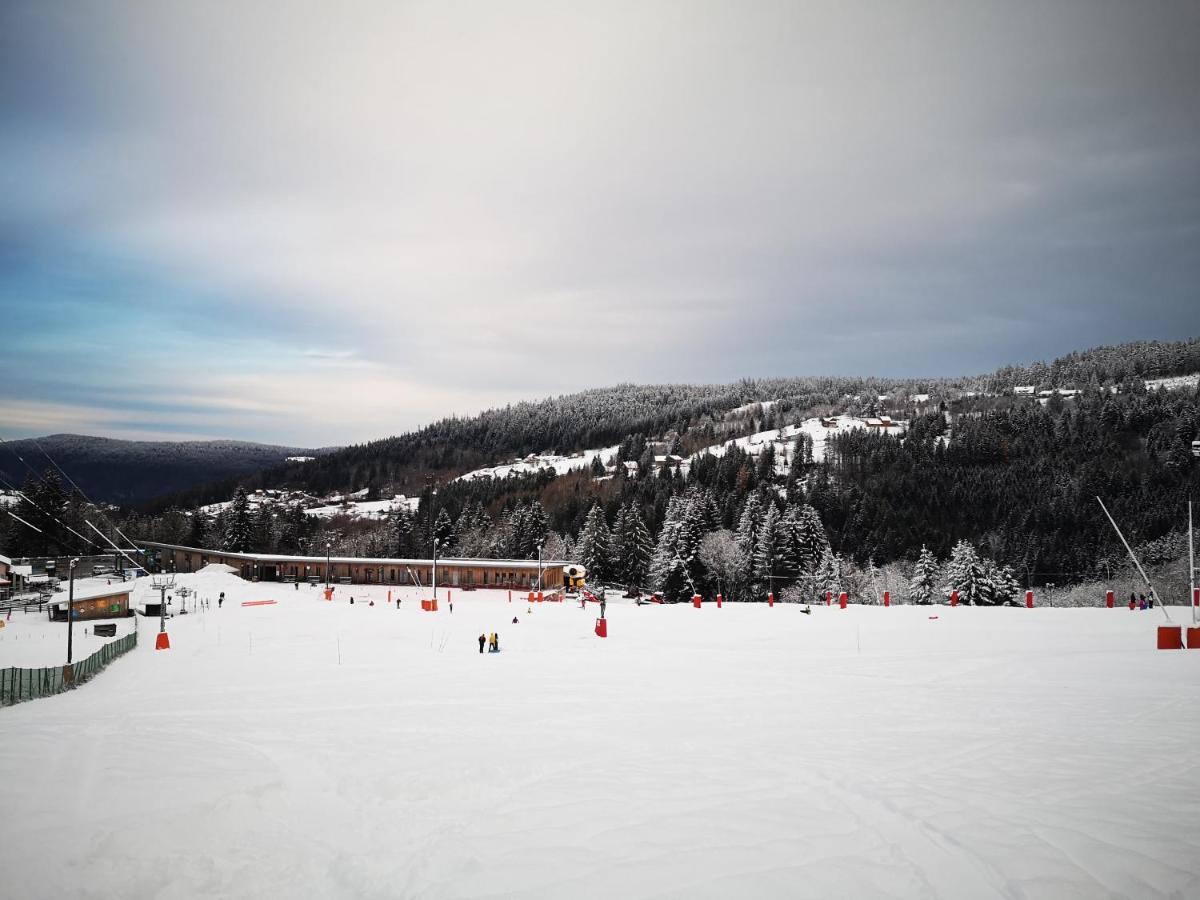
xmin=0 ymin=434 xmax=336 ymax=506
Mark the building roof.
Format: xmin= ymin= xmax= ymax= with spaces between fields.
xmin=67 ymin=583 xmax=132 ymax=602
xmin=137 ymin=541 xmax=571 ymax=569
xmin=0 ymin=554 xmax=10 ymax=566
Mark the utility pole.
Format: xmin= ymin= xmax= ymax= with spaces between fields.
xmin=432 ymin=537 xmax=439 ymax=600
xmin=1097 ymin=496 xmax=1170 ymax=622
xmin=537 ymin=540 xmax=545 ymax=593
xmin=66 ymin=557 xmax=79 ymax=665
xmin=1190 ymin=501 xmax=1196 ymax=626
xmin=325 ymin=542 xmax=332 ymax=590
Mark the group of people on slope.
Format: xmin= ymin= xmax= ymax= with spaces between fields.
xmin=478 ymin=632 xmax=500 ymax=653
xmin=1129 ymin=592 xmax=1155 ymax=610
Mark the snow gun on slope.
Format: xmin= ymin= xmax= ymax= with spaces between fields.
xmin=563 ymin=565 xmax=587 ymax=595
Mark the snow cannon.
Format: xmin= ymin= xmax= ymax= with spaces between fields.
xmin=563 ymin=565 xmax=587 ymax=595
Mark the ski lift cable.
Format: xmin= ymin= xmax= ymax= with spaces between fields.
xmin=4 ymin=508 xmax=44 ymax=533
xmin=28 ymin=436 xmax=144 ymax=552
xmin=0 ymin=477 xmax=101 ymax=554
xmin=84 ymin=520 xmax=146 ymax=575
xmin=0 ymin=442 xmax=103 ymax=553
xmin=3 ymin=433 xmax=143 ymax=555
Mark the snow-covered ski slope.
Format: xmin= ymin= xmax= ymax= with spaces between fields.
xmin=455 ymin=415 xmax=905 ymax=483
xmin=456 ymin=445 xmax=620 ymax=481
xmin=696 ymin=414 xmax=907 ymax=466
xmin=3 ymin=571 xmax=1198 ymax=899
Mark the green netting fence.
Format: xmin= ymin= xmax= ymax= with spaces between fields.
xmin=1 ymin=630 xmax=138 ymax=707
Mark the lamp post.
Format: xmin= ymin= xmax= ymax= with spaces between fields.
xmin=66 ymin=557 xmax=79 ymax=665
xmin=537 ymin=540 xmax=545 ymax=593
xmin=326 ymin=542 xmax=332 ymax=589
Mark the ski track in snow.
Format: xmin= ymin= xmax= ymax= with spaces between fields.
xmin=2 ymin=574 xmax=1200 ymax=899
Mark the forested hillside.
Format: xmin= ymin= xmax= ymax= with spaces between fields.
xmin=3 ymin=338 xmax=1198 ymax=603
xmin=0 ymin=434 xmax=330 ymax=506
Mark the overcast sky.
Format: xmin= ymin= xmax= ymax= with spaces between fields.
xmin=1 ymin=1 xmax=1197 ymax=446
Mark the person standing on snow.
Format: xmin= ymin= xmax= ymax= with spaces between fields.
xmin=218 ymin=592 xmax=224 ymax=609
xmin=478 ymin=633 xmax=486 ymax=654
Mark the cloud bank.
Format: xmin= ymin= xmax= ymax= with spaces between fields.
xmin=2 ymin=1 xmax=1197 ymax=444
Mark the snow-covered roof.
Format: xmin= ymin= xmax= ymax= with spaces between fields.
xmin=0 ymin=554 xmax=10 ymax=566
xmin=64 ymin=583 xmax=132 ymax=602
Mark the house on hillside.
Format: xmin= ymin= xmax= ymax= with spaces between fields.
xmin=0 ymin=554 xmax=10 ymax=600
xmin=1013 ymin=386 xmax=1035 ymax=395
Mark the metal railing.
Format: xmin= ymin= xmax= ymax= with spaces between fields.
xmin=1 ymin=629 xmax=137 ymax=707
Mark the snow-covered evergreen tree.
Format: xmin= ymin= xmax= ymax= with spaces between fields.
xmin=752 ymin=503 xmax=788 ymax=592
xmin=944 ymin=540 xmax=987 ymax=605
xmin=576 ymin=503 xmax=611 ymax=583
xmin=814 ymin=548 xmax=842 ymax=600
xmin=908 ymin=545 xmax=939 ymax=604
xmin=617 ymin=504 xmax=653 ymax=592
xmin=222 ymin=487 xmax=255 ymax=551
xmin=734 ymin=492 xmax=763 ymax=584
xmin=433 ymin=508 xmax=456 ymax=552
xmin=649 ymin=493 xmax=707 ymax=602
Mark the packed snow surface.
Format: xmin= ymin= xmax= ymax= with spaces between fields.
xmin=2 ymin=573 xmax=1199 ymax=899
xmin=304 ymin=495 xmax=420 ymax=520
xmin=1145 ymin=373 xmax=1200 ymax=392
xmin=456 ymin=445 xmax=620 ymax=482
xmin=696 ymin=414 xmax=908 ymax=467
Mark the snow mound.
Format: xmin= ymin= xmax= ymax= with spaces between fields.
xmin=197 ymin=563 xmax=240 ymax=576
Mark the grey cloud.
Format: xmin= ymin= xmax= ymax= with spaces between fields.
xmin=1 ymin=1 xmax=1198 ymax=442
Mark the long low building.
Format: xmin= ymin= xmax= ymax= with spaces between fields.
xmin=137 ymin=541 xmax=571 ymax=589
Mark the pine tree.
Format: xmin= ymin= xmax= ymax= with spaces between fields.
xmin=576 ymin=503 xmax=611 ymax=583
xmin=650 ymin=495 xmax=686 ymax=600
xmin=944 ymin=540 xmax=987 ymax=605
xmin=223 ymin=487 xmax=255 ymax=551
xmin=524 ymin=501 xmax=550 ymax=558
xmin=618 ymin=504 xmax=653 ymax=592
xmin=390 ymin=506 xmax=415 ymax=557
xmin=800 ymin=505 xmax=830 ymax=574
xmin=756 ymin=443 xmax=777 ymax=484
xmin=734 ymin=493 xmax=763 ymax=584
xmin=752 ymin=503 xmax=783 ymax=591
xmin=815 ymin=548 xmax=842 ymax=600
xmin=433 ymin=508 xmax=456 ymax=553
xmin=908 ymin=545 xmax=939 ymax=604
